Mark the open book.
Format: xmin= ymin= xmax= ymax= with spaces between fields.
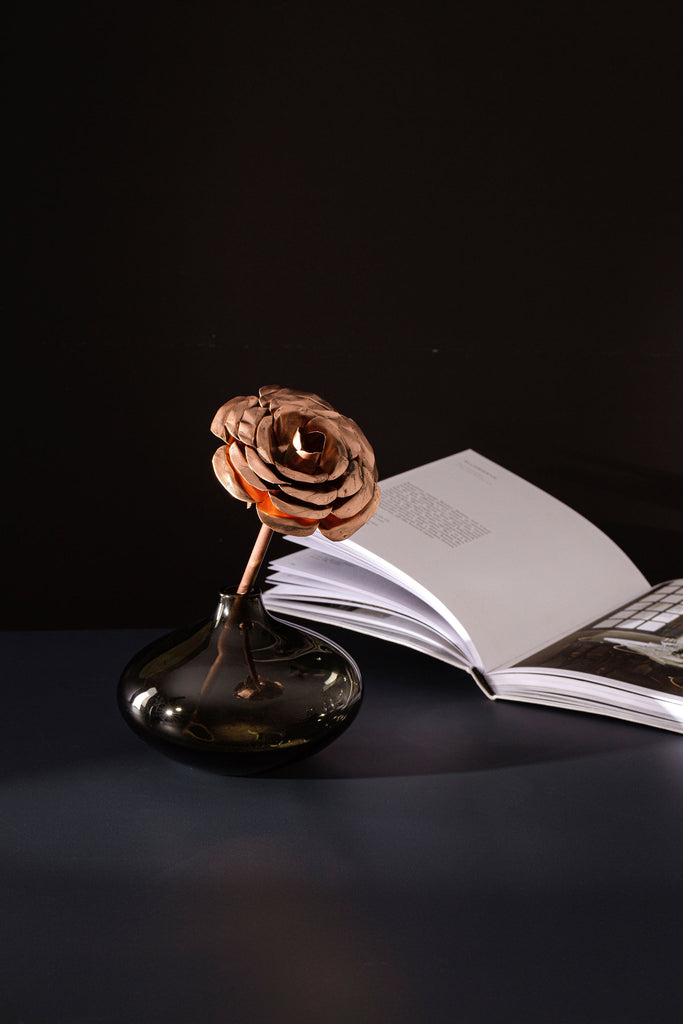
xmin=263 ymin=451 xmax=683 ymax=734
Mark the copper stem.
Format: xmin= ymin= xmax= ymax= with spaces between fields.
xmin=182 ymin=524 xmax=274 ymax=739
xmin=241 ymin=620 xmax=260 ymax=684
xmin=237 ymin=523 xmax=274 ymax=595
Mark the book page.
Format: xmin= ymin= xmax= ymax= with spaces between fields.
xmin=489 ymin=581 xmax=683 ymax=733
xmin=289 ymin=451 xmax=648 ymax=671
xmin=505 ymin=579 xmax=683 ymax=697
xmin=266 ymin=547 xmax=471 ymax=662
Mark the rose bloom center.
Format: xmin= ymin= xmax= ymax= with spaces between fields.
xmin=293 ymin=427 xmax=326 ymax=458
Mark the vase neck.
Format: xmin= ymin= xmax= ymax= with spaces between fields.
xmin=213 ymin=589 xmax=268 ymax=628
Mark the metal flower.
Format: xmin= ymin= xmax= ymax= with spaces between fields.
xmin=211 ymin=385 xmax=380 ymax=540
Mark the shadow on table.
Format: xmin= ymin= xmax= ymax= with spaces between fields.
xmin=265 ymin=630 xmax=662 ymax=779
xmin=1 ymin=627 xmax=664 ymax=783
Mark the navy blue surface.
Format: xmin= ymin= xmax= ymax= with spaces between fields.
xmin=2 ymin=626 xmax=682 ymax=1023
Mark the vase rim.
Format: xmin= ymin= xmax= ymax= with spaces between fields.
xmin=217 ymin=587 xmax=263 ymax=599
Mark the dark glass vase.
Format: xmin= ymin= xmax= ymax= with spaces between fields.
xmin=118 ymin=590 xmax=363 ymax=775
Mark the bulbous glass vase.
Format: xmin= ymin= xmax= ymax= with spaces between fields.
xmin=118 ymin=590 xmax=363 ymax=775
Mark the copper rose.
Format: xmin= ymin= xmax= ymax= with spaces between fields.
xmin=211 ymin=385 xmax=380 ymax=540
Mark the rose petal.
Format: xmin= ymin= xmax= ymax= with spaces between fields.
xmin=278 ymin=479 xmax=339 ymax=505
xmin=322 ymin=447 xmax=350 ymax=481
xmin=216 ymin=395 xmax=259 ymax=440
xmin=210 ymin=401 xmax=232 ymax=440
xmin=259 ymin=406 xmax=350 ymax=483
xmin=226 ymin=441 xmax=266 ymax=491
xmin=268 ymin=431 xmax=338 ymax=483
xmin=296 ymin=428 xmax=325 ymax=455
xmin=256 ymin=507 xmax=319 ymax=536
xmin=334 ymin=459 xmax=363 ymax=499
xmin=255 ymin=415 xmax=278 ymax=464
xmin=271 ymin=408 xmax=308 ymax=447
xmin=320 ymin=484 xmax=381 ymax=541
xmin=312 ymin=411 xmax=377 ymax=477
xmin=304 ymin=413 xmax=357 ymax=480
xmin=269 ymin=455 xmax=335 ymax=484
xmin=268 ymin=490 xmax=331 ymax=520
xmin=341 ymin=416 xmax=377 ymax=475
xmin=319 ymin=432 xmax=350 ymax=480
xmin=257 ymin=384 xmax=283 ymax=408
xmin=257 ymin=492 xmax=319 ymax=525
xmin=302 ymin=416 xmax=339 ymax=458
xmin=288 ymin=416 xmax=350 ymax=480
xmin=212 ymin=447 xmax=253 ymax=504
xmin=259 ymin=385 xmax=334 ymax=413
xmin=331 ymin=464 xmax=374 ymax=518
xmin=210 ymin=397 xmax=254 ymax=440
xmin=237 ymin=404 xmax=270 ymax=446
xmin=244 ymin=444 xmax=287 ymax=485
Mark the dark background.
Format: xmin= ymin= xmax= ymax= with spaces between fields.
xmin=5 ymin=1 xmax=682 ymax=629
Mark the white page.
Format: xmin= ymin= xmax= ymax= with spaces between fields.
xmin=267 ymin=548 xmax=467 ymax=650
xmin=265 ymin=552 xmax=469 ymax=661
xmin=266 ymin=584 xmax=470 ymax=663
xmin=283 ymin=450 xmax=648 ymax=671
xmin=265 ymin=594 xmax=467 ymax=666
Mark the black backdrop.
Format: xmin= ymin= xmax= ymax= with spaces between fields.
xmin=5 ymin=2 xmax=682 ymax=628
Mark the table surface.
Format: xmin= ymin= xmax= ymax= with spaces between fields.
xmin=2 ymin=624 xmax=682 ymax=1024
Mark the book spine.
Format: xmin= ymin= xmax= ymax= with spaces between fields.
xmin=469 ymin=667 xmax=497 ymax=700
